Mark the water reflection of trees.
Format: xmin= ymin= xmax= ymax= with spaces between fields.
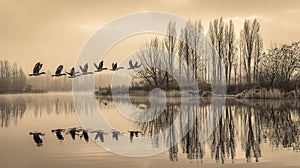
xmin=209 ymin=105 xmax=236 ymax=164
xmin=180 ymin=105 xmax=212 ymax=163
xmin=0 ymin=97 xmax=26 ymax=127
xmin=241 ymin=106 xmax=261 ymax=162
xmin=0 ymin=94 xmax=75 ymax=127
xmin=26 ymin=94 xmax=74 ymax=117
xmin=262 ymin=107 xmax=299 ymax=149
xmin=133 ymin=99 xmax=300 ymax=163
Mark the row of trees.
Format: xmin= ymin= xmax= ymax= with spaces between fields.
xmin=0 ymin=60 xmax=26 ymax=93
xmin=0 ymin=61 xmax=75 ymax=93
xmin=136 ymin=18 xmax=300 ymax=92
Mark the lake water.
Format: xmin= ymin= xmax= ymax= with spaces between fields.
xmin=0 ymin=93 xmax=299 ymax=168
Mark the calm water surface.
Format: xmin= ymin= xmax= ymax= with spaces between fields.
xmin=0 ymin=93 xmax=299 ymax=168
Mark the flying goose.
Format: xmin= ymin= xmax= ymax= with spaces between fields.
xmin=94 ymin=61 xmax=107 ymax=72
xmin=52 ymin=65 xmax=66 ymax=77
xmin=29 ymin=62 xmax=46 ymax=76
xmin=79 ymin=63 xmax=93 ymax=75
xmin=66 ymin=67 xmax=79 ymax=78
xmin=128 ymin=60 xmax=142 ymax=70
xmin=110 ymin=63 xmax=124 ymax=71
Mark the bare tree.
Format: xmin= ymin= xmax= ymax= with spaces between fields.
xmin=238 ymin=39 xmax=243 ymax=85
xmin=178 ymin=21 xmax=193 ymax=83
xmin=17 ymin=68 xmax=26 ymax=90
xmin=224 ymin=20 xmax=236 ymax=85
xmin=164 ymin=21 xmax=177 ymax=90
xmin=240 ymin=19 xmax=261 ymax=83
xmin=259 ymin=42 xmax=300 ymax=89
xmin=208 ymin=18 xmax=226 ymax=85
xmin=0 ymin=60 xmax=26 ymax=93
xmin=189 ymin=20 xmax=204 ymax=82
xmin=137 ymin=37 xmax=167 ymax=89
xmin=253 ymin=35 xmax=263 ymax=82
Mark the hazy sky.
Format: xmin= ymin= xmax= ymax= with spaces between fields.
xmin=1 ymin=0 xmax=300 ymax=73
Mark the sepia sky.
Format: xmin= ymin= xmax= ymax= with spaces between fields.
xmin=1 ymin=0 xmax=300 ymax=73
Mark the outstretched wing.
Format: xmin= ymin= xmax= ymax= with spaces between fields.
xmin=55 ymin=65 xmax=63 ymax=75
xmin=79 ymin=65 xmax=84 ymax=73
xmin=33 ymin=62 xmax=40 ymax=73
xmin=84 ymin=63 xmax=88 ymax=72
xmin=94 ymin=63 xmax=98 ymax=69
xmin=135 ymin=62 xmax=142 ymax=68
xmin=112 ymin=63 xmax=115 ymax=69
xmin=38 ymin=63 xmax=43 ymax=73
xmin=129 ymin=60 xmax=134 ymax=68
xmin=99 ymin=61 xmax=103 ymax=69
xmin=70 ymin=67 xmax=75 ymax=75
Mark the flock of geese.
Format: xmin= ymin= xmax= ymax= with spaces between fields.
xmin=29 ymin=128 xmax=142 ymax=146
xmin=29 ymin=60 xmax=142 ymax=78
xmin=28 ymin=60 xmax=143 ymax=146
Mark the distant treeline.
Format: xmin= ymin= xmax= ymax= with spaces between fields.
xmin=0 ymin=60 xmax=26 ymax=93
xmin=0 ymin=60 xmax=73 ymax=93
xmin=26 ymin=70 xmax=72 ymax=92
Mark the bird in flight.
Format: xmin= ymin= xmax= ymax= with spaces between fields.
xmin=94 ymin=61 xmax=107 ymax=72
xmin=128 ymin=60 xmax=142 ymax=70
xmin=110 ymin=63 xmax=124 ymax=71
xmin=66 ymin=67 xmax=79 ymax=78
xmin=79 ymin=63 xmax=93 ymax=75
xmin=29 ymin=62 xmax=46 ymax=76
xmin=52 ymin=65 xmax=66 ymax=77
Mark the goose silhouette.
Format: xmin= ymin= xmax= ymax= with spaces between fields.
xmin=79 ymin=63 xmax=93 ymax=75
xmin=110 ymin=63 xmax=124 ymax=71
xmin=128 ymin=60 xmax=142 ymax=70
xmin=66 ymin=67 xmax=79 ymax=78
xmin=29 ymin=62 xmax=46 ymax=76
xmin=52 ymin=65 xmax=66 ymax=77
xmin=94 ymin=61 xmax=107 ymax=72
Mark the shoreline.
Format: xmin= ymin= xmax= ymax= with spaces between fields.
xmin=1 ymin=88 xmax=299 ymax=99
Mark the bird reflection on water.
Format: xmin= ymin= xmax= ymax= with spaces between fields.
xmin=51 ymin=129 xmax=66 ymax=141
xmin=29 ymin=131 xmax=45 ymax=147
